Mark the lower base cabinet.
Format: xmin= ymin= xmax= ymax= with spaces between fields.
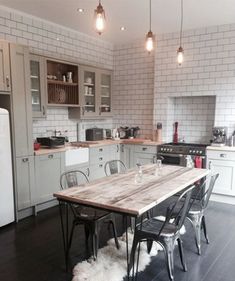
xmin=133 ymin=152 xmax=156 ymax=166
xmin=15 ymin=155 xmax=35 ymax=211
xmin=89 ymin=163 xmax=106 ymax=181
xmin=35 ymin=152 xmax=65 ymax=204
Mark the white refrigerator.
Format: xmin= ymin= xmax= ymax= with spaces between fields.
xmin=0 ymin=108 xmax=14 ymax=226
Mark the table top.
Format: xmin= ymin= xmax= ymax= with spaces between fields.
xmin=54 ymin=164 xmax=209 ymax=216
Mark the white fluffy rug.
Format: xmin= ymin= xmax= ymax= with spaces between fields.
xmin=72 ymin=218 xmax=186 ymax=281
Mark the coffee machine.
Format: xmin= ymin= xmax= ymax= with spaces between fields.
xmin=212 ymin=127 xmax=227 ymax=146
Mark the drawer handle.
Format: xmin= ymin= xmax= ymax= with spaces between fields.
xmin=99 ymin=157 xmax=103 ymax=161
xmin=99 ymin=148 xmax=103 ymax=152
xmin=220 ymin=154 xmax=226 ymax=158
xmin=142 ymin=147 xmax=147 ymax=151
xmin=22 ymin=157 xmax=28 ymax=163
xmin=6 ymin=76 xmax=10 ymax=88
xmin=99 ymin=164 xmax=103 ymax=168
xmin=48 ymin=154 xmax=54 ymax=159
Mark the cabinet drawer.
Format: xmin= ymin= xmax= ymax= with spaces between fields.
xmin=89 ymin=146 xmax=109 ymax=164
xmin=135 ymin=145 xmax=157 ymax=154
xmin=207 ymin=150 xmax=235 ymax=161
xmin=37 ymin=152 xmax=61 ymax=161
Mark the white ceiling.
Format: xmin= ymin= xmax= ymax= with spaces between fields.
xmin=1 ymin=0 xmax=235 ymax=44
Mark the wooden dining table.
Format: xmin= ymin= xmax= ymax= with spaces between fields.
xmin=54 ymin=164 xmax=209 ymax=277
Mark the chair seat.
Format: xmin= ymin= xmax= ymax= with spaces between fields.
xmin=137 ymin=218 xmax=177 ymax=238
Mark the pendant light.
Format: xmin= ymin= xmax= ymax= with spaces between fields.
xmin=94 ymin=0 xmax=106 ymax=35
xmin=177 ymin=0 xmax=184 ymax=65
xmin=145 ymin=0 xmax=155 ymax=53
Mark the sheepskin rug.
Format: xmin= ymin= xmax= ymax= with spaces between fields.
xmin=72 ymin=218 xmax=186 ymax=281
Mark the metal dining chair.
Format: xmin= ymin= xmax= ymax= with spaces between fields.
xmin=186 ymin=173 xmax=219 ymax=255
xmin=60 ymin=170 xmax=120 ymax=260
xmin=129 ymin=185 xmax=195 ymax=281
xmin=104 ymin=159 xmax=127 ymax=176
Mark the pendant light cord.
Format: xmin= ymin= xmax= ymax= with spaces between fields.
xmin=149 ymin=0 xmax=152 ymax=31
xmin=179 ymin=0 xmax=184 ymax=46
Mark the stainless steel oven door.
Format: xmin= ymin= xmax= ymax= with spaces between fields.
xmin=158 ymin=153 xmax=185 ymax=166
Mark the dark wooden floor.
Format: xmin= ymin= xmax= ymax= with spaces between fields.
xmin=0 ymin=201 xmax=235 ymax=281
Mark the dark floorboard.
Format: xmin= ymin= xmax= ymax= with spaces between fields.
xmin=0 ymin=201 xmax=235 ymax=281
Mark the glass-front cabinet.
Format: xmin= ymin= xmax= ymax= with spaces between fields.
xmin=78 ymin=66 xmax=112 ymax=118
xmin=29 ymin=55 xmax=46 ymax=118
xmin=100 ymin=70 xmax=112 ymax=116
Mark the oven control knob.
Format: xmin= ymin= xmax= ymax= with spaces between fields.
xmin=189 ymin=150 xmax=192 ymax=153
xmin=161 ymin=148 xmax=163 ymax=151
xmin=200 ymin=151 xmax=202 ymax=154
xmin=193 ymin=150 xmax=195 ymax=153
xmin=170 ymin=148 xmax=173 ymax=152
xmin=196 ymin=150 xmax=199 ymax=154
xmin=167 ymin=148 xmax=170 ymax=151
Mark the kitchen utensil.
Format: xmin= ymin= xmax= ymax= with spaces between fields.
xmin=34 ymin=142 xmax=41 ymax=151
xmin=211 ymin=127 xmax=227 ymax=146
xmin=66 ymin=72 xmax=73 ymax=83
xmin=128 ymin=126 xmax=140 ymax=139
xmin=173 ymin=122 xmax=178 ymax=143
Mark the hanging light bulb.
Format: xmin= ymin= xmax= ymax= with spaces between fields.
xmin=146 ymin=31 xmax=154 ymax=53
xmin=94 ymin=0 xmax=106 ymax=35
xmin=177 ymin=46 xmax=184 ymax=65
xmin=145 ymin=0 xmax=155 ymax=53
xmin=177 ymin=0 xmax=184 ymax=65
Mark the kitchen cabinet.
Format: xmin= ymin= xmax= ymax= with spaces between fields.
xmin=207 ymin=149 xmax=235 ymax=196
xmin=133 ymin=145 xmax=157 ymax=166
xmin=30 ymin=54 xmax=47 ymax=118
xmin=35 ymin=152 xmax=65 ymax=204
xmin=15 ymin=156 xmax=35 ymax=211
xmin=110 ymin=144 xmax=120 ymax=160
xmin=46 ymin=59 xmax=79 ymax=107
xmin=0 ymin=41 xmax=11 ymax=92
xmin=10 ymin=43 xmax=33 ymax=157
xmin=69 ymin=65 xmax=113 ymax=119
xmin=120 ymin=144 xmax=135 ymax=169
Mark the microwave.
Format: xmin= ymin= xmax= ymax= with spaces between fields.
xmin=86 ymin=128 xmax=103 ymax=141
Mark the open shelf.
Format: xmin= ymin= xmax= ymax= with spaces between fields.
xmin=47 ymin=79 xmax=78 ymax=86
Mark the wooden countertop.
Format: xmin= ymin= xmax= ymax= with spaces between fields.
xmin=34 ymin=139 xmax=163 ymax=156
xmin=54 ymin=164 xmax=209 ymax=216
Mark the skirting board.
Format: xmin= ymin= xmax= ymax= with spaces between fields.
xmin=211 ymin=194 xmax=235 ymax=205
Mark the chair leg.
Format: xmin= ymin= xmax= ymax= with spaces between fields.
xmin=202 ymin=216 xmax=209 ymax=244
xmin=177 ymin=238 xmax=187 ymax=272
xmin=109 ymin=219 xmax=120 ymax=250
xmin=164 ymin=238 xmax=175 ymax=281
xmin=68 ymin=222 xmax=75 ymax=250
xmin=147 ymin=239 xmax=153 ymax=254
xmin=189 ymin=214 xmax=202 ymax=255
xmin=84 ymin=224 xmax=90 ymax=246
xmin=129 ymin=235 xmax=139 ymax=277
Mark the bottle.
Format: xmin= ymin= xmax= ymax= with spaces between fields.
xmin=135 ymin=164 xmax=143 ymax=183
xmin=156 ymin=123 xmax=162 ymax=143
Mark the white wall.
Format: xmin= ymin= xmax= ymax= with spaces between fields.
xmin=0 ymin=6 xmax=113 ymax=141
xmin=113 ymin=41 xmax=154 ymax=139
xmin=154 ymin=23 xmax=235 ymax=142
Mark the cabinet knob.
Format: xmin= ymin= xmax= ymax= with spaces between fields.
xmin=99 ymin=157 xmax=103 ymax=161
xmin=142 ymin=147 xmax=147 ymax=151
xmin=99 ymin=106 xmax=101 ymax=115
xmin=220 ymin=154 xmax=226 ymax=158
xmin=99 ymin=148 xmax=103 ymax=152
xmin=99 ymin=164 xmax=103 ymax=168
xmin=48 ymin=154 xmax=54 ymax=159
xmin=42 ymin=106 xmax=45 ymax=115
xmin=117 ymin=145 xmax=119 ymax=153
xmin=22 ymin=157 xmax=28 ymax=163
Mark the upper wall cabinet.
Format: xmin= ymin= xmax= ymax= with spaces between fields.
xmin=0 ymin=41 xmax=11 ymax=92
xmin=46 ymin=59 xmax=79 ymax=107
xmin=69 ymin=65 xmax=113 ymax=119
xmin=30 ymin=54 xmax=47 ymax=118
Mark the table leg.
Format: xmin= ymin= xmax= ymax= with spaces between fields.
xmin=124 ymin=215 xmax=130 ymax=281
xmin=59 ymin=201 xmax=69 ymax=271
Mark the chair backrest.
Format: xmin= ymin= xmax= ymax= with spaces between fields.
xmin=104 ymin=160 xmax=127 ymax=176
xmin=197 ymin=173 xmax=219 ymax=210
xmin=60 ymin=170 xmax=89 ymax=190
xmin=158 ymin=185 xmax=195 ymax=237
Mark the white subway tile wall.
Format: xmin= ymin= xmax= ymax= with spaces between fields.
xmin=154 ymin=24 xmax=235 ymax=142
xmin=173 ymin=96 xmax=216 ymax=143
xmin=0 ymin=6 xmax=114 ymax=141
xmin=113 ymin=41 xmax=154 ymax=139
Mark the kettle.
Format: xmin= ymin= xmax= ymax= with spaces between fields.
xmin=128 ymin=127 xmax=140 ymax=139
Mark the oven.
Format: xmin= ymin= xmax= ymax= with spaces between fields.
xmin=157 ymin=152 xmax=186 ymax=166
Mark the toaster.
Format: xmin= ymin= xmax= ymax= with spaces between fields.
xmin=86 ymin=128 xmax=103 ymax=141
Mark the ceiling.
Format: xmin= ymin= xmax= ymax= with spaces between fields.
xmin=1 ymin=0 xmax=235 ymax=44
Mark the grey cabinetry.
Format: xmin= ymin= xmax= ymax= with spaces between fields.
xmin=69 ymin=66 xmax=112 ymax=119
xmin=0 ymin=41 xmax=11 ymax=92
xmin=15 ymin=156 xmax=35 ymax=210
xmin=9 ymin=44 xmax=34 ymax=215
xmin=89 ymin=146 xmax=109 ymax=180
xmin=35 ymin=152 xmax=64 ymax=204
xmin=133 ymin=145 xmax=157 ymax=166
xmin=30 ymin=54 xmax=47 ymax=118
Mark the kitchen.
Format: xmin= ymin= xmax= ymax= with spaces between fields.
xmin=0 ymin=1 xmax=235 ymax=281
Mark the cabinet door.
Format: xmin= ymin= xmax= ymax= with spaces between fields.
xmin=109 ymin=144 xmax=120 ymax=161
xmin=120 ymin=144 xmax=135 ymax=169
xmin=0 ymin=41 xmax=11 ymax=91
xmin=80 ymin=66 xmax=99 ymax=117
xmin=15 ymin=156 xmax=35 ymax=210
xmin=208 ymin=158 xmax=235 ymax=196
xmin=89 ymin=163 xmax=106 ymax=181
xmin=35 ymin=153 xmax=62 ymax=204
xmin=99 ymin=69 xmax=112 ymax=117
xmin=30 ymin=55 xmax=46 ymax=118
xmin=133 ymin=152 xmax=156 ymax=166
xmin=10 ymin=44 xmax=33 ymax=157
